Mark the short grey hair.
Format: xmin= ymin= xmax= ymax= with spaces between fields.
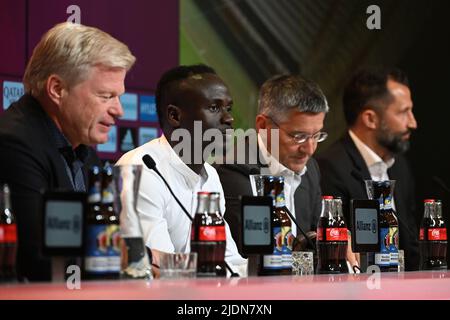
xmin=258 ymin=74 xmax=329 ymax=122
xmin=23 ymin=22 xmax=136 ymax=96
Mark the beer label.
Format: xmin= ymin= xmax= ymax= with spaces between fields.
xmin=376 ymin=227 xmax=391 ymax=266
xmin=0 ymin=224 xmax=17 ymax=243
xmin=325 ymin=228 xmax=348 ymax=241
xmin=198 ymin=226 xmax=226 ymax=241
xmin=84 ymin=256 xmax=109 ymax=273
xmin=275 ymin=193 xmax=286 ymax=208
xmin=85 ymin=224 xmax=109 ymax=274
xmin=102 ymin=189 xmax=114 ymax=204
xmin=106 ymin=225 xmax=121 ymax=273
xmin=282 ymin=226 xmax=293 ymax=269
xmin=374 ymin=253 xmax=390 ymax=266
xmin=390 ymin=252 xmax=399 ymax=266
xmin=263 ymin=254 xmax=283 ymax=269
xmin=384 ymin=196 xmax=393 ymax=210
xmin=388 ymin=227 xmax=399 ymax=268
xmin=419 ymin=228 xmax=425 ymax=241
xmin=388 ymin=227 xmax=399 ymax=250
xmin=282 ymin=253 xmax=293 ymax=269
xmin=264 ymin=226 xmax=283 ymax=269
xmin=283 ymin=228 xmax=295 ymax=251
xmin=274 ymin=226 xmax=283 ymax=252
xmin=428 ymin=228 xmax=447 ymax=241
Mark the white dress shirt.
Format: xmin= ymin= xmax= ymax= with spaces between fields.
xmin=258 ymin=134 xmax=307 ymax=237
xmin=349 ymin=130 xmax=396 ymax=210
xmin=116 ymin=135 xmax=247 ymax=273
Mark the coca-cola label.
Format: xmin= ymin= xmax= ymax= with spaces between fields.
xmin=325 ymin=228 xmax=348 ymax=241
xmin=198 ymin=226 xmax=226 ymax=241
xmin=0 ymin=224 xmax=17 ymax=243
xmin=428 ymin=228 xmax=447 ymax=241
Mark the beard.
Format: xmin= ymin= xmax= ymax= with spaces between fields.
xmin=376 ymin=122 xmax=412 ymax=155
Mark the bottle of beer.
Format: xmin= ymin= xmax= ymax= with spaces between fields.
xmin=382 ymin=182 xmax=399 ymax=272
xmin=191 ymin=192 xmax=227 ymax=277
xmin=259 ymin=176 xmax=283 ymax=275
xmin=274 ymin=176 xmax=293 ymax=273
xmin=420 ymin=199 xmax=447 ymax=270
xmin=0 ymin=184 xmax=17 ymax=282
xmin=102 ymin=164 xmax=121 ymax=279
xmin=368 ymin=181 xmax=398 ymax=272
xmin=84 ymin=166 xmax=109 ymax=279
xmin=316 ymin=196 xmax=348 ymax=274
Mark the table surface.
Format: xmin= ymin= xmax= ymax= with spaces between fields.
xmin=1 ymin=271 xmax=450 ymax=300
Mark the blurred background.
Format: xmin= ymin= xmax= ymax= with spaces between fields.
xmin=1 ymin=0 xmax=449 ymax=223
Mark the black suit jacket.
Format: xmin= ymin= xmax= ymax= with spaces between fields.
xmin=215 ymin=141 xmax=322 ymax=255
xmin=316 ymin=133 xmax=419 ymax=271
xmin=0 ymin=94 xmax=100 ymax=281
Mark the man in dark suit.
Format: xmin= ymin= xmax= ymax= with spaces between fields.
xmin=316 ymin=66 xmax=419 ymax=271
xmin=0 ymin=22 xmax=135 ymax=281
xmin=216 ymin=75 xmax=328 ymax=256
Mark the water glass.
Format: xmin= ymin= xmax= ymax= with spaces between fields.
xmin=160 ymin=252 xmax=198 ymax=279
xmin=292 ymin=251 xmax=314 ymax=276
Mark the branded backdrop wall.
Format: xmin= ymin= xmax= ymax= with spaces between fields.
xmin=0 ymin=0 xmax=179 ymax=162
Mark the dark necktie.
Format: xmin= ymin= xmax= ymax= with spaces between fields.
xmin=60 ymin=147 xmax=86 ymax=192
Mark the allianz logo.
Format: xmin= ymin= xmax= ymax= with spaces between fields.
xmin=356 ymin=219 xmax=377 ymax=233
xmin=245 ymin=217 xmax=270 ymax=233
xmin=47 ymin=215 xmax=81 ymax=232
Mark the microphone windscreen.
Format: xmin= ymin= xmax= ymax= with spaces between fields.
xmin=142 ymin=154 xmax=156 ymax=170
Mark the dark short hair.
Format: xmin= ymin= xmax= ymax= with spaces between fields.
xmin=343 ymin=66 xmax=409 ymax=126
xmin=155 ymin=64 xmax=217 ymax=126
xmin=258 ymin=74 xmax=329 ymax=122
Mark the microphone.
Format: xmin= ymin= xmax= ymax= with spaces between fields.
xmin=284 ymin=208 xmax=316 ymax=251
xmin=142 ymin=154 xmax=193 ymax=222
xmin=142 ymin=154 xmax=239 ymax=277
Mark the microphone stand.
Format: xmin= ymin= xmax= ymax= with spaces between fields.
xmin=142 ymin=155 xmax=239 ymax=277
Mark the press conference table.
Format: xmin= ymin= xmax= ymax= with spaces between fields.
xmin=1 ymin=271 xmax=449 ymax=300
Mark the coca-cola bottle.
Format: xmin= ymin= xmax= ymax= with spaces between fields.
xmin=435 ymin=200 xmax=448 ymax=269
xmin=333 ymin=197 xmax=349 ymax=273
xmin=259 ymin=176 xmax=283 ymax=275
xmin=0 ymin=183 xmax=17 ymax=282
xmin=316 ymin=196 xmax=349 ymax=274
xmin=191 ymin=192 xmax=226 ymax=277
xmin=274 ymin=176 xmax=293 ymax=273
xmin=420 ymin=199 xmax=447 ymax=270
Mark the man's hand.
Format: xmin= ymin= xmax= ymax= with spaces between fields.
xmin=150 ymin=248 xmax=163 ymax=279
